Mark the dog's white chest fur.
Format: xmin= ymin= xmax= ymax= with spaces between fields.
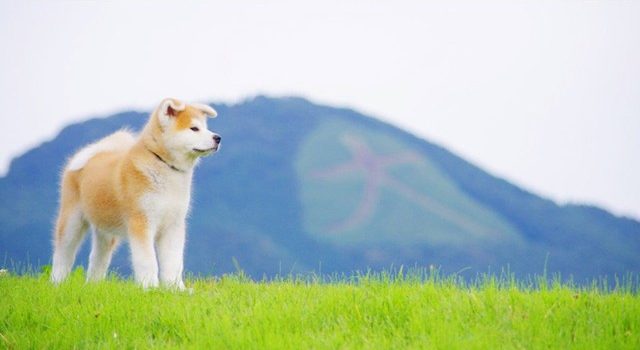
xmin=139 ymin=168 xmax=193 ymax=232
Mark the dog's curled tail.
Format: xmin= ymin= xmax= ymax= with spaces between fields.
xmin=66 ymin=130 xmax=136 ymax=171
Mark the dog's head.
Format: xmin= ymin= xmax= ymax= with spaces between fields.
xmin=154 ymin=98 xmax=221 ymax=158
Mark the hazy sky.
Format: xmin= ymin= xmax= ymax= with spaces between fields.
xmin=0 ymin=1 xmax=638 ymax=219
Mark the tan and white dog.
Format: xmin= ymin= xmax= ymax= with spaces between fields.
xmin=51 ymin=98 xmax=220 ymax=289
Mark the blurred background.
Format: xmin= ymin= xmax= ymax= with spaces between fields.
xmin=0 ymin=1 xmax=638 ymax=281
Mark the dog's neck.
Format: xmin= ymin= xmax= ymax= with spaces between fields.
xmin=139 ymin=124 xmax=198 ymax=174
xmin=146 ymin=146 xmax=185 ymax=173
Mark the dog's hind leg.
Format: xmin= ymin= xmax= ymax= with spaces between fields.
xmin=87 ymin=229 xmax=120 ymax=282
xmin=51 ymin=173 xmax=89 ymax=284
xmin=51 ymin=207 xmax=88 ymax=283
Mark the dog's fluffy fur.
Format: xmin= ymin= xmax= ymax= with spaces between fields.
xmin=51 ymin=98 xmax=220 ymax=289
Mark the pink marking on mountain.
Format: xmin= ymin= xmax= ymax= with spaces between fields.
xmin=309 ymin=134 xmax=486 ymax=234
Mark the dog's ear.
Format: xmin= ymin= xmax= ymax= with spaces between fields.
xmin=192 ymin=103 xmax=218 ymax=118
xmin=157 ymin=98 xmax=186 ymax=126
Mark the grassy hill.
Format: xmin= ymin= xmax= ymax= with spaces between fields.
xmin=0 ymin=96 xmax=638 ymax=281
xmin=1 ymin=269 xmax=638 ymax=349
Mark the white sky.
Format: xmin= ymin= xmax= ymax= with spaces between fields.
xmin=0 ymin=1 xmax=639 ymax=219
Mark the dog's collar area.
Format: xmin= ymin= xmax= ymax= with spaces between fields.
xmin=147 ymin=147 xmax=185 ymax=173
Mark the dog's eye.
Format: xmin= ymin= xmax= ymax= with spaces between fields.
xmin=190 ymin=127 xmax=200 ymax=132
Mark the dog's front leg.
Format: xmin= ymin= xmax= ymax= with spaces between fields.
xmin=128 ymin=213 xmax=159 ymax=288
xmin=157 ymin=221 xmax=186 ymax=290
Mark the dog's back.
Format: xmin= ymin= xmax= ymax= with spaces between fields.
xmin=67 ymin=130 xmax=136 ymax=171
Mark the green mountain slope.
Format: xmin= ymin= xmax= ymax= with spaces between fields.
xmin=296 ymin=119 xmax=523 ymax=248
xmin=0 ymin=96 xmax=638 ymax=280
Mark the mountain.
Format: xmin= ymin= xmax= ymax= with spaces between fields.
xmin=1 ymin=96 xmax=638 ymax=281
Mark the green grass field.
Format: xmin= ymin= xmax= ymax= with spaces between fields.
xmin=1 ymin=268 xmax=639 ymax=349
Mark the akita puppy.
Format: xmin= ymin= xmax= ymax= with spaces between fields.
xmin=51 ymin=98 xmax=220 ymax=289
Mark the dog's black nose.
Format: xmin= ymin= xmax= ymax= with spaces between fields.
xmin=213 ymin=135 xmax=221 ymax=143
